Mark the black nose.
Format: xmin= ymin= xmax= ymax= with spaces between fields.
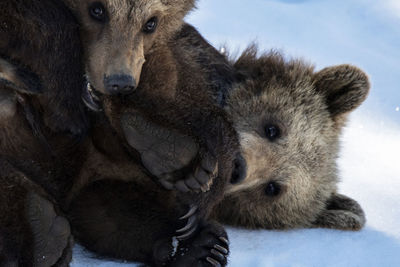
xmin=230 ymin=153 xmax=247 ymax=184
xmin=104 ymin=75 xmax=136 ymax=95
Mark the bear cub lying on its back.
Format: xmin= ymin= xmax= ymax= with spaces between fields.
xmin=213 ymin=48 xmax=369 ymax=230
xmin=130 ymin=47 xmax=369 ymax=232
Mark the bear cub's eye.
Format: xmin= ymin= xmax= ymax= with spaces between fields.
xmin=264 ymin=124 xmax=281 ymax=141
xmin=143 ymin=17 xmax=158 ymax=34
xmin=265 ymin=182 xmax=281 ymax=197
xmin=89 ymin=2 xmax=106 ymax=22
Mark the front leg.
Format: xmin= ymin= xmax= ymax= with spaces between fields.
xmin=104 ymin=93 xmax=239 ymax=249
xmin=146 ymin=100 xmax=240 ymax=229
xmin=121 ymin=111 xmax=226 ymax=242
xmin=122 ymin=96 xmax=241 ymax=194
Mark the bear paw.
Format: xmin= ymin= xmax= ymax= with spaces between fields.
xmin=122 ymin=112 xmax=198 ymax=174
xmin=153 ymin=222 xmax=229 ymax=267
xmin=171 ymin=222 xmax=229 ymax=267
xmin=26 ymin=192 xmax=72 ymax=267
xmin=121 ymin=111 xmax=219 ymax=193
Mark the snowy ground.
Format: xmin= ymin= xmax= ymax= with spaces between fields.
xmin=71 ymin=0 xmax=400 ymax=266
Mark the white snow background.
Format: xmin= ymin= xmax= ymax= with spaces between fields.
xmin=72 ymin=0 xmax=400 ymax=266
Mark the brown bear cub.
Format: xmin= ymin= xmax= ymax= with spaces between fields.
xmin=62 ymin=0 xmax=239 ymax=194
xmin=0 ymin=0 xmax=88 ymax=266
xmin=213 ymin=48 xmax=369 ymax=231
xmin=126 ymin=47 xmax=369 ymax=232
xmin=65 ymin=1 xmax=239 ymax=266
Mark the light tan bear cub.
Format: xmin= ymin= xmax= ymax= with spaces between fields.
xmin=213 ymin=48 xmax=369 ymax=231
xmin=122 ymin=46 xmax=369 ymax=232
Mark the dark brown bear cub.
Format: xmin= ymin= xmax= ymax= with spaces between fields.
xmin=63 ymin=0 xmax=239 ymax=196
xmin=0 ymin=0 xmax=87 ymax=265
xmin=67 ymin=6 xmax=238 ymax=266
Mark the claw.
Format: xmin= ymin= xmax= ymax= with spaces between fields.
xmin=214 ymin=244 xmax=228 ymax=255
xmin=206 ymin=257 xmax=221 ymax=267
xmin=211 ymin=249 xmax=226 ymax=261
xmin=176 ymin=225 xmax=197 ymax=241
xmin=219 ymin=237 xmax=229 ymax=246
xmin=176 ymin=215 xmax=197 ymax=233
xmin=179 ymin=205 xmax=198 ymax=220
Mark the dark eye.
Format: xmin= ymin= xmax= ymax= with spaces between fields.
xmin=265 ymin=182 xmax=281 ymax=197
xmin=89 ymin=2 xmax=106 ymax=22
xmin=265 ymin=124 xmax=281 ymax=141
xmin=143 ymin=17 xmax=158 ymax=33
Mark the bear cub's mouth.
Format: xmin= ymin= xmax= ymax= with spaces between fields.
xmin=82 ymin=81 xmax=102 ymax=112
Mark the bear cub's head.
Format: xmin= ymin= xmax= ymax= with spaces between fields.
xmin=215 ymin=48 xmax=369 ymax=230
xmin=64 ymin=0 xmax=196 ymax=96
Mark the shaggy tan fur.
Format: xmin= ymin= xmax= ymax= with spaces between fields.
xmin=213 ymin=48 xmax=369 ymax=231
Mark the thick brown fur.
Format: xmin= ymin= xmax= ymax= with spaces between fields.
xmin=0 ymin=1 xmax=87 ymax=265
xmin=123 ymin=46 xmax=369 ymax=232
xmin=67 ymin=22 xmax=238 ymax=266
xmin=213 ymin=47 xmax=369 ymax=231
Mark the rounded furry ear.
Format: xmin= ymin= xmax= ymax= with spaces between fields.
xmin=312 ymin=193 xmax=366 ymax=231
xmin=313 ymin=65 xmax=370 ymax=118
xmin=0 ymin=58 xmax=42 ymax=95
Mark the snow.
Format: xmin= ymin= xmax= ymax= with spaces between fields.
xmin=171 ymin=236 xmax=180 ymax=257
xmin=385 ymin=0 xmax=400 ymax=17
xmin=71 ymin=0 xmax=400 ymax=266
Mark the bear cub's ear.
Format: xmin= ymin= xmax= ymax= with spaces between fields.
xmin=312 ymin=193 xmax=366 ymax=231
xmin=0 ymin=57 xmax=42 ymax=119
xmin=0 ymin=57 xmax=42 ymax=95
xmin=313 ymin=65 xmax=370 ymax=118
